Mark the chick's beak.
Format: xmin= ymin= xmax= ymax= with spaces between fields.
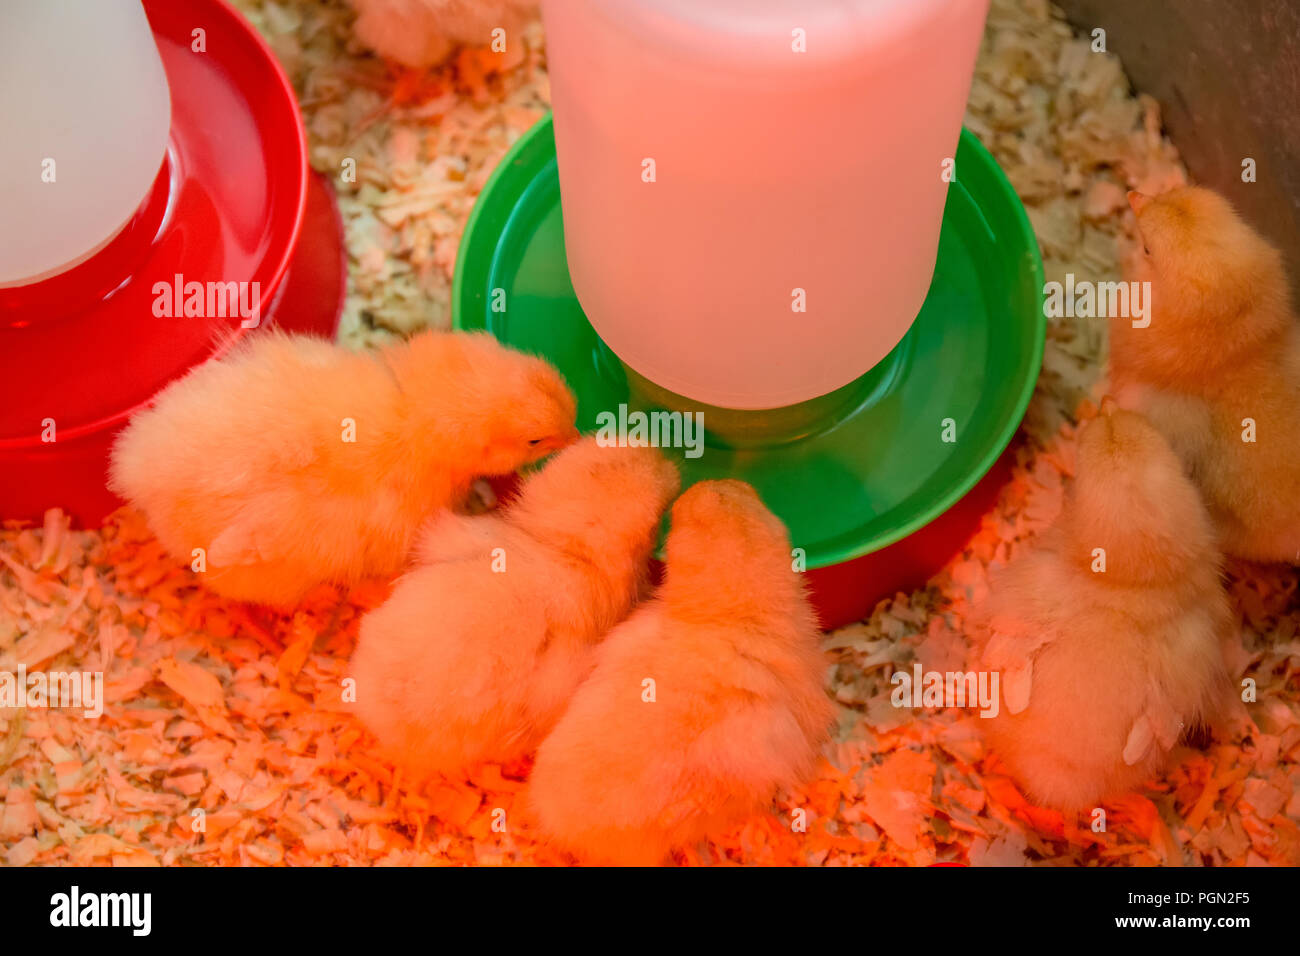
xmin=1099 ymin=395 xmax=1118 ymax=417
xmin=535 ymin=427 xmax=580 ymax=453
xmin=1127 ymin=190 xmax=1150 ymax=215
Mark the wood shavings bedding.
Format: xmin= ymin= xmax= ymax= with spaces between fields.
xmin=233 ymin=0 xmax=549 ymax=348
xmin=2 ymin=0 xmax=1296 ymax=866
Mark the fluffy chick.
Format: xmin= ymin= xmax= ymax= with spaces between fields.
xmin=978 ymin=402 xmax=1233 ymax=810
xmin=350 ymin=0 xmax=536 ymax=68
xmin=528 ymin=479 xmax=834 ymax=865
xmin=1112 ymin=185 xmax=1300 ymax=562
xmin=110 ymin=330 xmax=577 ymax=605
xmin=350 ymin=439 xmax=680 ymax=780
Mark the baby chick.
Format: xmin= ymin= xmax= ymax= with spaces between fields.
xmin=350 ymin=0 xmax=536 ymax=69
xmin=978 ymin=402 xmax=1233 ymax=810
xmin=528 ymin=480 xmax=834 ymax=865
xmin=110 ymin=330 xmax=577 ymax=606
xmin=1112 ymin=186 xmax=1300 ymax=562
xmin=350 ymin=439 xmax=680 ymax=780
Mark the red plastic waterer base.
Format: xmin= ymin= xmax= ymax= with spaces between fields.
xmin=800 ymin=450 xmax=1013 ymax=630
xmin=0 ymin=0 xmax=346 ymax=527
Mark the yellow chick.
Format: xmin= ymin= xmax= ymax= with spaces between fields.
xmin=1112 ymin=185 xmax=1300 ymax=562
xmin=978 ymin=402 xmax=1233 ymax=810
xmin=110 ymin=330 xmax=577 ymax=606
xmin=350 ymin=439 xmax=680 ymax=781
xmin=528 ymin=480 xmax=834 ymax=865
xmin=349 ymin=0 xmax=536 ymax=69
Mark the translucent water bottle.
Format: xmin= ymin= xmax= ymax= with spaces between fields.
xmin=0 ymin=0 xmax=171 ymax=286
xmin=541 ymin=0 xmax=989 ymax=410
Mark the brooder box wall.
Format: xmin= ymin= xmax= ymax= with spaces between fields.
xmin=1057 ymin=0 xmax=1300 ymax=281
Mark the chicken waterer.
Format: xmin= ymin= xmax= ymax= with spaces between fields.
xmin=453 ymin=0 xmax=1046 ymax=630
xmin=0 ymin=0 xmax=346 ymax=526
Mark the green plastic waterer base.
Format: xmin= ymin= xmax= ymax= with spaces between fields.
xmin=453 ymin=113 xmax=1044 ymax=628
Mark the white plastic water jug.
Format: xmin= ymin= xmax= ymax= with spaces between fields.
xmin=541 ymin=0 xmax=989 ymax=409
xmin=0 ymin=0 xmax=171 ymax=286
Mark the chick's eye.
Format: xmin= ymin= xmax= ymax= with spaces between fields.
xmin=528 ymin=438 xmax=543 ymax=446
xmin=1143 ymin=244 xmax=1151 ymax=256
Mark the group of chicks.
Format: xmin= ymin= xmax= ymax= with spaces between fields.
xmin=110 ymin=182 xmax=1294 ymax=858
xmin=331 ymin=0 xmax=1298 ymax=841
xmin=111 ymin=328 xmax=831 ymax=865
xmin=979 ymin=185 xmax=1300 ymax=809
